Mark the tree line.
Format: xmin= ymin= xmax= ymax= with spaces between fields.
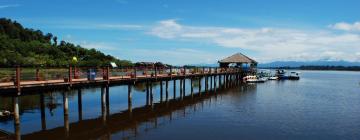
xmin=0 ymin=18 xmax=133 ymax=67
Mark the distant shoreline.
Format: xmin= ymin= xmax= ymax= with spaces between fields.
xmin=259 ymin=66 xmax=360 ymax=72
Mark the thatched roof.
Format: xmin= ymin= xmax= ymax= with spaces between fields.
xmin=218 ymin=53 xmax=257 ymax=64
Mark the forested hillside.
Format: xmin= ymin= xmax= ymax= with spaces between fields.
xmin=0 ymin=18 xmax=132 ymax=67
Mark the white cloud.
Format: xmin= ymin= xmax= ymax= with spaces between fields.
xmin=329 ymin=21 xmax=360 ymax=32
xmin=149 ymin=19 xmax=360 ymax=62
xmin=0 ymin=4 xmax=20 ymax=9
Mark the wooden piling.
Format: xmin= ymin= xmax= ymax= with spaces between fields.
xmin=63 ymin=91 xmax=70 ymax=138
xmin=165 ymin=80 xmax=169 ymax=101
xmin=173 ymin=80 xmax=176 ymax=99
xmin=78 ymin=89 xmax=83 ymax=121
xmin=160 ymin=81 xmax=163 ymax=102
xmin=101 ymin=87 xmax=107 ymax=123
xmin=128 ymin=84 xmax=132 ymax=113
xmin=210 ymin=75 xmax=213 ymax=91
xmin=105 ymin=85 xmax=110 ymax=116
xmin=198 ymin=77 xmax=202 ymax=94
xmin=150 ymin=82 xmax=153 ymax=105
xmin=179 ymin=79 xmax=183 ymax=98
xmin=13 ymin=96 xmax=20 ymax=125
xmin=146 ymin=82 xmax=149 ymax=105
xmin=40 ymin=94 xmax=46 ymax=130
xmin=190 ymin=78 xmax=194 ymax=96
xmin=183 ymin=79 xmax=186 ymax=96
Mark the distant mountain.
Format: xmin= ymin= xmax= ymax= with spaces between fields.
xmin=259 ymin=60 xmax=360 ymax=68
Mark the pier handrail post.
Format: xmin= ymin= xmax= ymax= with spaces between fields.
xmin=183 ymin=66 xmax=186 ymax=76
xmin=36 ymin=68 xmax=40 ymax=81
xmin=134 ymin=67 xmax=137 ymax=79
xmin=68 ymin=66 xmax=72 ymax=86
xmin=170 ymin=66 xmax=173 ymax=78
xmin=215 ymin=68 xmax=218 ymax=74
xmin=107 ymin=66 xmax=110 ymax=83
xmin=202 ymin=67 xmax=205 ymax=74
xmin=155 ymin=66 xmax=158 ymax=79
xmin=15 ymin=66 xmax=21 ymax=94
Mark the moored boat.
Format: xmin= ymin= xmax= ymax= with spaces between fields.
xmin=0 ymin=110 xmax=11 ymax=119
xmin=288 ymin=72 xmax=300 ymax=80
xmin=269 ymin=76 xmax=279 ymax=80
xmin=243 ymin=76 xmax=266 ymax=83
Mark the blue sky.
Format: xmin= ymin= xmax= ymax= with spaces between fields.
xmin=1 ymin=0 xmax=360 ymax=65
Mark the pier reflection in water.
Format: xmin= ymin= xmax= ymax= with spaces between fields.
xmin=0 ymin=75 xmax=251 ymax=139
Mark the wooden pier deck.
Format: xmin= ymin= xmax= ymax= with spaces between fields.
xmin=0 ymin=66 xmax=249 ymax=95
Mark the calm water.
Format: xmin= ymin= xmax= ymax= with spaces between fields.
xmin=1 ymin=70 xmax=360 ymax=140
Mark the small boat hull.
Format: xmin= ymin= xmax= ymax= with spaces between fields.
xmin=288 ymin=76 xmax=300 ymax=80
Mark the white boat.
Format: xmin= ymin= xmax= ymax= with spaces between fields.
xmin=0 ymin=110 xmax=11 ymax=117
xmin=288 ymin=72 xmax=300 ymax=80
xmin=243 ymin=76 xmax=266 ymax=83
xmin=269 ymin=76 xmax=279 ymax=80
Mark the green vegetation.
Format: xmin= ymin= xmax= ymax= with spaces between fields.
xmin=0 ymin=18 xmax=132 ymax=67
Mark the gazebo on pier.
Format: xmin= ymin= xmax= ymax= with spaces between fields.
xmin=218 ymin=53 xmax=257 ymax=70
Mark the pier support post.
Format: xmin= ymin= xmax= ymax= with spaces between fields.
xmin=198 ymin=77 xmax=202 ymax=95
xmin=146 ymin=82 xmax=149 ymax=105
xmin=105 ymin=86 xmax=110 ymax=116
xmin=14 ymin=123 xmax=21 ymax=140
xmin=183 ymin=79 xmax=186 ymax=96
xmin=191 ymin=78 xmax=194 ymax=97
xmin=78 ymin=89 xmax=83 ymax=121
xmin=128 ymin=84 xmax=132 ymax=114
xmin=205 ymin=76 xmax=208 ymax=93
xmin=40 ymin=94 xmax=46 ymax=130
xmin=101 ymin=87 xmax=107 ymax=123
xmin=160 ymin=81 xmax=163 ymax=102
xmin=219 ymin=75 xmax=222 ymax=88
xmin=210 ymin=75 xmax=213 ymax=91
xmin=173 ymin=80 xmax=176 ymax=99
xmin=214 ymin=76 xmax=217 ymax=92
xmin=180 ymin=79 xmax=183 ymax=99
xmin=13 ymin=96 xmax=20 ymax=126
xmin=63 ymin=92 xmax=69 ymax=137
xmin=224 ymin=74 xmax=227 ymax=88
xmin=166 ymin=80 xmax=169 ymax=101
xmin=150 ymin=82 xmax=153 ymax=106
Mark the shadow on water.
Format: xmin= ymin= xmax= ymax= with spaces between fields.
xmin=0 ymin=79 xmax=256 ymax=140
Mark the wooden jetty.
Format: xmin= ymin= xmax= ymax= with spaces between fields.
xmin=0 ymin=53 xmax=258 ymax=139
xmin=0 ymin=66 xmax=250 ymax=94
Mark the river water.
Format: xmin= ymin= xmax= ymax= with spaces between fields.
xmin=1 ymin=70 xmax=360 ymax=140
